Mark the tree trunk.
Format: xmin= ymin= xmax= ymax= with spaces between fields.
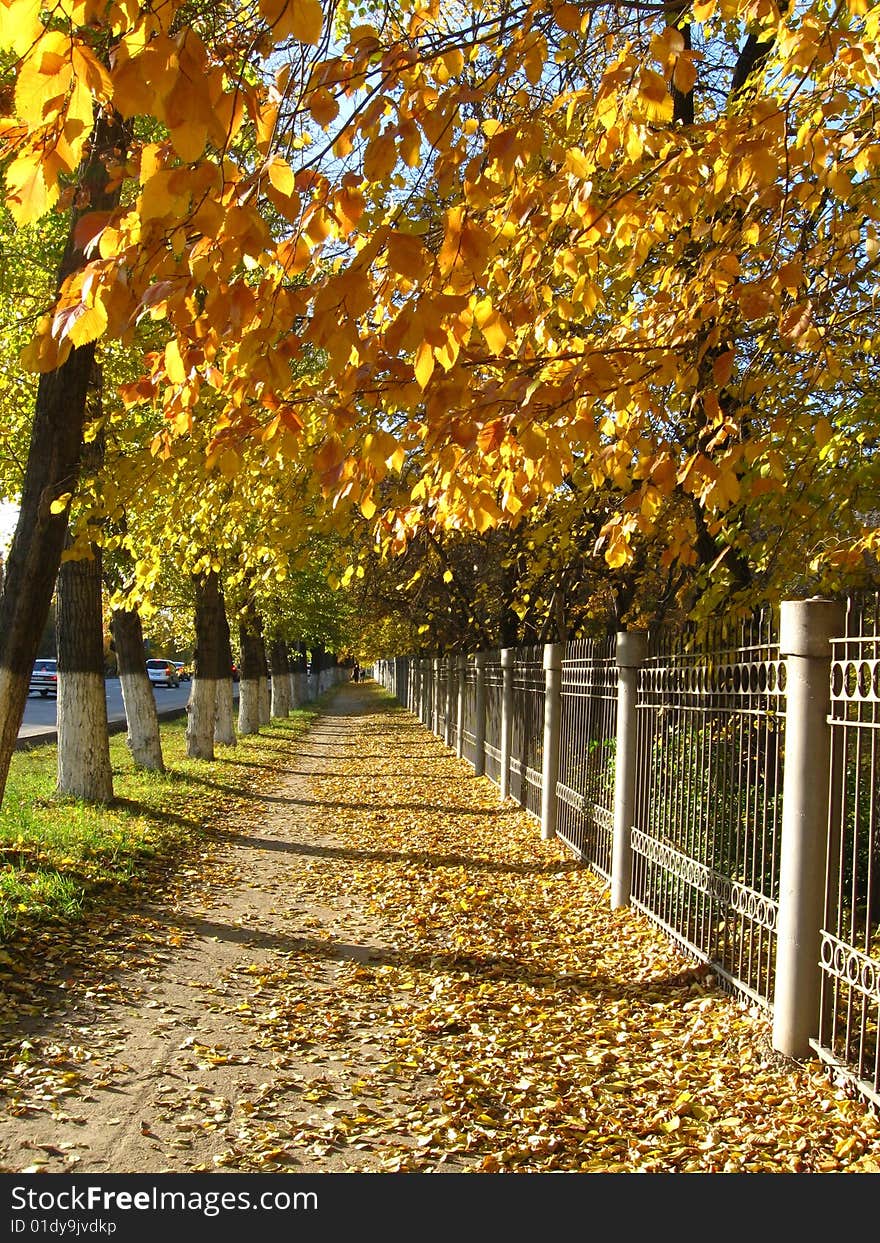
xmin=311 ymin=643 xmax=326 ymax=699
xmin=186 ymin=569 xmax=226 ymax=760
xmin=215 ymin=679 xmax=236 ymax=746
xmin=257 ymin=630 xmax=271 ymax=723
xmin=269 ymin=638 xmax=291 ymax=718
xmin=56 ymin=532 xmax=113 ymax=802
xmin=0 ymin=113 xmax=127 ymax=809
xmin=112 ymin=605 xmax=164 ymax=771
xmin=237 ymin=620 xmax=264 ymax=735
xmin=213 ymin=590 xmax=236 ymax=746
xmin=293 ymin=642 xmax=308 ymax=706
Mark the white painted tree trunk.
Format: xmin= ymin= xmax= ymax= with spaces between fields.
xmin=271 ymin=668 xmax=290 ymax=718
xmin=258 ymin=675 xmax=271 ymax=724
xmin=119 ymin=671 xmax=164 ymax=770
xmin=288 ymin=670 xmax=298 ymax=709
xmin=57 ymin=673 xmax=113 ymax=802
xmin=214 ymin=677 xmax=236 ymax=746
xmin=238 ymin=678 xmax=261 ymax=734
xmin=186 ymin=677 xmax=217 ymax=760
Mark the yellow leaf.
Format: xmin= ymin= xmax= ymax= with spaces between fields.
xmin=50 ymin=493 xmax=72 ymax=514
xmin=0 ymin=0 xmax=43 ymax=56
xmin=164 ymin=339 xmax=187 ymax=385
xmin=814 ymin=416 xmax=833 ymax=449
xmin=474 ymin=298 xmax=511 ymax=355
xmin=294 ymin=0 xmax=323 ymax=43
xmin=267 ymin=155 xmax=296 ymax=197
xmin=218 ymin=448 xmax=240 ymax=479
xmin=672 ymin=54 xmax=698 ymax=95
xmin=4 ymin=153 xmax=56 ymax=226
xmin=712 ymin=350 xmax=734 ymax=387
xmin=66 ymin=300 xmax=108 ymax=348
xmin=364 ymin=133 xmax=397 ymax=182
xmin=15 ymin=43 xmax=72 ymax=124
xmin=308 ymin=88 xmax=339 ymax=128
xmin=334 ymin=185 xmax=364 ymax=231
xmin=638 ymin=69 xmax=673 ymax=123
xmin=260 ymin=0 xmax=322 ymax=43
xmin=604 ymin=529 xmax=630 ymax=569
xmin=387 ymin=231 xmax=430 ymax=282
xmin=442 ymin=49 xmax=464 ymax=76
xmin=555 ymin=3 xmax=582 ymax=32
xmin=169 ymin=120 xmax=207 ymax=163
xmin=414 ymin=340 xmax=434 ymax=390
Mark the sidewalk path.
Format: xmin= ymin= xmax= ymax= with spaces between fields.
xmin=0 ymin=683 xmax=878 ymax=1173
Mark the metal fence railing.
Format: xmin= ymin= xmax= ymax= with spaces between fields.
xmin=372 ymin=590 xmax=880 ymax=1112
xmin=508 ymin=645 xmax=544 ymax=820
xmin=484 ymin=651 xmax=503 ymax=786
xmin=461 ymin=660 xmax=478 ymax=767
xmin=815 ymin=592 xmax=880 ymax=1107
xmin=557 ymin=637 xmax=617 ymax=879
xmin=630 ymin=611 xmax=783 ymax=1008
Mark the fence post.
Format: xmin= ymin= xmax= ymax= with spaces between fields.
xmin=432 ymin=657 xmax=441 ymax=735
xmin=540 ymin=642 xmax=565 ymax=841
xmin=473 ymin=651 xmax=487 ymax=776
xmin=772 ymin=597 xmax=845 ymax=1059
xmin=500 ymin=647 xmax=515 ymax=800
xmin=445 ymin=657 xmax=456 ymax=747
xmin=456 ymin=654 xmax=467 ymax=758
xmin=610 ymin=630 xmax=648 ymax=909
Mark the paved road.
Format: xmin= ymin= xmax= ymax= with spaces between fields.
xmin=19 ymin=678 xmax=239 ymax=747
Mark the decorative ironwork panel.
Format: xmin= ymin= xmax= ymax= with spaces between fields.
xmin=509 ymin=645 xmax=544 ymax=820
xmin=484 ymin=652 xmax=503 ymax=786
xmin=816 ymin=591 xmax=880 ymax=1107
xmin=557 ymin=636 xmax=617 ymax=879
xmin=631 ymin=609 xmax=784 ymax=1007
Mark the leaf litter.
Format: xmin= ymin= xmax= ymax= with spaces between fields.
xmin=1 ymin=682 xmax=879 ymax=1174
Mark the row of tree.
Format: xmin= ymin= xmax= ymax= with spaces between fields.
xmin=53 ymin=546 xmax=349 ymax=804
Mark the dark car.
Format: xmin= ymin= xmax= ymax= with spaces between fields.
xmin=29 ymin=658 xmax=58 ymax=697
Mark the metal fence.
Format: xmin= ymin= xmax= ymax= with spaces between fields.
xmin=816 ymin=592 xmax=880 ymax=1106
xmin=508 ymin=645 xmax=544 ymax=820
xmin=373 ymin=592 xmax=880 ymax=1111
xmin=461 ymin=659 xmax=478 ymax=766
xmin=557 ymin=637 xmax=617 ymax=879
xmin=436 ymin=656 xmax=448 ymax=739
xmin=630 ymin=612 xmax=783 ymax=1008
xmin=484 ymin=651 xmax=503 ymax=786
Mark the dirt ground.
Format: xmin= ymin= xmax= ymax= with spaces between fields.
xmin=0 ymin=686 xmax=445 ymax=1173
xmin=1 ymin=682 xmax=879 ymax=1175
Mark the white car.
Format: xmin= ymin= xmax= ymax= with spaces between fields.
xmin=146 ymin=659 xmax=180 ymax=688
xmin=29 ymin=658 xmax=58 ymax=696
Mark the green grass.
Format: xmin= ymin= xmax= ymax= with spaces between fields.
xmin=0 ymin=705 xmax=320 ymax=943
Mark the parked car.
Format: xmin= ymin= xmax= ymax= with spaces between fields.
xmin=146 ymin=659 xmax=180 ymax=688
xmin=172 ymin=661 xmax=191 ymax=682
xmin=29 ymin=658 xmax=58 ymax=697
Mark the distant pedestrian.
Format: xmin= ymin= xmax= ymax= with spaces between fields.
xmin=352 ymin=663 xmax=360 ymax=683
